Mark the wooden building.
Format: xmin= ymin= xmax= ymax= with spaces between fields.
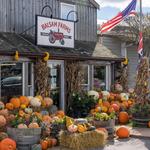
xmin=0 ymin=0 xmax=124 ymax=110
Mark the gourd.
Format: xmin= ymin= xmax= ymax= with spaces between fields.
xmin=77 ymin=124 xmax=87 ymax=133
xmin=116 ymin=126 xmax=130 ymax=138
xmin=119 ymin=111 xmax=129 ymax=124
xmin=0 ymin=138 xmax=16 ymax=150
xmin=24 ymin=108 xmax=33 ymax=114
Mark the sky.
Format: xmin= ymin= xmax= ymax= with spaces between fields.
xmin=95 ymin=0 xmax=150 ymax=24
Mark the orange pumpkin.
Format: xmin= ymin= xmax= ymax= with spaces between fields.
xmin=119 ymin=111 xmax=129 ymax=124
xmin=111 ymin=103 xmax=120 ymax=112
xmin=28 ymin=122 xmax=39 ymax=128
xmin=103 ymin=101 xmax=110 ymax=108
xmin=40 ymin=140 xmax=48 ymax=150
xmin=46 ymin=138 xmax=52 ymax=148
xmin=116 ymin=126 xmax=130 ymax=138
xmin=19 ymin=110 xmax=25 ymax=117
xmin=0 ymin=115 xmax=6 ymax=127
xmin=56 ymin=110 xmax=65 ymax=118
xmin=108 ymin=107 xmax=115 ymax=113
xmin=19 ymin=96 xmax=29 ymax=106
xmin=0 ymin=138 xmax=16 ymax=150
xmin=5 ymin=103 xmax=14 ymax=110
xmin=10 ymin=98 xmax=20 ymax=108
xmin=42 ymin=115 xmax=52 ymax=124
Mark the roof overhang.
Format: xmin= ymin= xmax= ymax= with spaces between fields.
xmin=89 ymin=0 xmax=100 ymax=9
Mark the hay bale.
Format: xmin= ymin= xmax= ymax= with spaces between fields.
xmin=59 ymin=130 xmax=107 ymax=150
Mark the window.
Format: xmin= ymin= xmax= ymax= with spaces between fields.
xmin=61 ymin=3 xmax=76 ymax=21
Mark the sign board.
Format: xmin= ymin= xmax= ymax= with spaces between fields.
xmin=36 ymin=15 xmax=75 ymax=48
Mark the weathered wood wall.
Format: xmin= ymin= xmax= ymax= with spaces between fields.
xmin=0 ymin=0 xmax=97 ymax=42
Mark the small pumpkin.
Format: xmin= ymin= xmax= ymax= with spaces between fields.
xmin=19 ymin=110 xmax=25 ymax=117
xmin=0 ymin=138 xmax=16 ymax=150
xmin=0 ymin=115 xmax=6 ymax=127
xmin=28 ymin=122 xmax=39 ymax=128
xmin=116 ymin=126 xmax=130 ymax=138
xmin=30 ymin=97 xmax=41 ymax=107
xmin=24 ymin=108 xmax=33 ymax=114
xmin=40 ymin=140 xmax=48 ymax=150
xmin=77 ymin=124 xmax=87 ymax=133
xmin=0 ymin=132 xmax=8 ymax=141
xmin=10 ymin=98 xmax=20 ymax=108
xmin=111 ymin=103 xmax=120 ymax=112
xmin=27 ymin=96 xmax=34 ymax=101
xmin=67 ymin=124 xmax=78 ymax=133
xmin=103 ymin=101 xmax=110 ymax=108
xmin=119 ymin=111 xmax=129 ymax=124
xmin=56 ymin=110 xmax=65 ymax=118
xmin=42 ymin=115 xmax=52 ymax=124
xmin=18 ymin=124 xmax=28 ymax=129
xmin=19 ymin=96 xmax=30 ymax=106
xmin=43 ymin=97 xmax=53 ymax=107
xmin=0 ymin=101 xmax=5 ymax=110
xmin=5 ymin=103 xmax=14 ymax=110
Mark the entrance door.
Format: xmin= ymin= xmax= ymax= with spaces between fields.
xmin=48 ymin=60 xmax=65 ymax=110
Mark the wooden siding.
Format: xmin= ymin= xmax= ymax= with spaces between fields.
xmin=0 ymin=0 xmax=97 ymax=42
xmin=102 ymin=36 xmax=121 ymax=57
xmin=127 ymin=45 xmax=138 ymax=88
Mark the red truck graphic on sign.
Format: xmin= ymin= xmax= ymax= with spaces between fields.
xmin=40 ymin=29 xmax=72 ymax=45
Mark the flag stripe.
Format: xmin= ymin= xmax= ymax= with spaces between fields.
xmin=137 ymin=32 xmax=143 ymax=56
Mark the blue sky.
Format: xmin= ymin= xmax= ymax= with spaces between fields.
xmin=95 ymin=0 xmax=150 ymax=24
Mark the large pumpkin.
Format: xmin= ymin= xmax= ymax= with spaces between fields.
xmin=0 ymin=101 xmax=5 ymax=110
xmin=5 ymin=103 xmax=14 ymax=110
xmin=119 ymin=112 xmax=129 ymax=124
xmin=19 ymin=96 xmax=29 ymax=106
xmin=10 ymin=98 xmax=20 ymax=108
xmin=0 ymin=138 xmax=16 ymax=150
xmin=0 ymin=115 xmax=6 ymax=127
xmin=40 ymin=140 xmax=48 ymax=150
xmin=43 ymin=97 xmax=53 ymax=107
xmin=116 ymin=126 xmax=130 ymax=138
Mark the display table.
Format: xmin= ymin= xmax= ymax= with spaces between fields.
xmin=59 ymin=130 xmax=107 ymax=150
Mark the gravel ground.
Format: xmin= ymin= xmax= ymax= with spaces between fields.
xmin=50 ymin=138 xmax=150 ymax=150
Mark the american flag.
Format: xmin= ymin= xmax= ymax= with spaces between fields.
xmin=137 ymin=32 xmax=143 ymax=57
xmin=99 ymin=0 xmax=137 ymax=34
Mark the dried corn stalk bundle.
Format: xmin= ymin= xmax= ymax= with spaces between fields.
xmin=135 ymin=57 xmax=149 ymax=104
xmin=34 ymin=59 xmax=50 ymax=97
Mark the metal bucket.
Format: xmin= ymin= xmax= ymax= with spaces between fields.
xmin=7 ymin=127 xmax=41 ymax=150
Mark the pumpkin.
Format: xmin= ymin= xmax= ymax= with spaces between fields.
xmin=120 ymin=93 xmax=129 ymax=101
xmin=24 ymin=108 xmax=33 ymax=114
xmin=108 ymin=107 xmax=115 ymax=113
xmin=95 ymin=107 xmax=101 ymax=113
xmin=0 ymin=101 xmax=5 ymax=110
xmin=88 ymin=90 xmax=99 ymax=100
xmin=101 ymin=106 xmax=108 ymax=113
xmin=18 ymin=124 xmax=28 ymax=129
xmin=67 ymin=124 xmax=78 ymax=133
xmin=19 ymin=96 xmax=30 ymax=106
xmin=56 ymin=110 xmax=65 ymax=118
xmin=51 ymin=138 xmax=57 ymax=146
xmin=46 ymin=138 xmax=52 ymax=148
xmin=116 ymin=126 xmax=130 ymax=138
xmin=28 ymin=122 xmax=39 ymax=128
xmin=103 ymin=101 xmax=110 ymax=108
xmin=41 ymin=100 xmax=47 ymax=108
xmin=101 ymin=91 xmax=110 ymax=100
xmin=35 ymin=95 xmax=43 ymax=101
xmin=19 ymin=110 xmax=25 ymax=117
xmin=0 ymin=138 xmax=16 ymax=150
xmin=30 ymin=97 xmax=41 ymax=107
xmin=0 ymin=115 xmax=6 ymax=127
xmin=0 ymin=109 xmax=9 ymax=117
xmin=5 ymin=103 xmax=14 ymax=110
xmin=10 ymin=98 xmax=20 ymax=108
xmin=111 ymin=103 xmax=120 ymax=112
xmin=77 ymin=124 xmax=87 ymax=133
xmin=40 ymin=140 xmax=48 ymax=150
xmin=0 ymin=132 xmax=8 ymax=141
xmin=42 ymin=115 xmax=52 ymax=124
xmin=27 ymin=96 xmax=34 ymax=101
xmin=119 ymin=112 xmax=129 ymax=124
xmin=43 ymin=97 xmax=53 ymax=107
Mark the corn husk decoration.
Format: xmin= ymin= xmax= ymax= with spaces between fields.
xmin=14 ymin=51 xmax=19 ymax=61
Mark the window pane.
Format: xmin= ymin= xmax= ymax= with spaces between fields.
xmin=61 ymin=3 xmax=75 ymax=21
xmin=93 ymin=66 xmax=106 ymax=91
xmin=81 ymin=65 xmax=89 ymax=85
xmin=1 ymin=63 xmax=22 ymax=103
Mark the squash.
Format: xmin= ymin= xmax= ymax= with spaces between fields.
xmin=77 ymin=124 xmax=87 ymax=133
xmin=5 ymin=103 xmax=14 ymax=110
xmin=116 ymin=126 xmax=130 ymax=138
xmin=28 ymin=122 xmax=39 ymax=128
xmin=30 ymin=97 xmax=41 ymax=107
xmin=0 ymin=132 xmax=8 ymax=141
xmin=18 ymin=124 xmax=28 ymax=129
xmin=119 ymin=112 xmax=129 ymax=124
xmin=10 ymin=98 xmax=20 ymax=109
xmin=0 ymin=115 xmax=6 ymax=127
xmin=0 ymin=101 xmax=5 ymax=110
xmin=0 ymin=138 xmax=16 ymax=150
xmin=43 ymin=97 xmax=53 ymax=107
xmin=19 ymin=96 xmax=30 ymax=106
xmin=40 ymin=140 xmax=48 ymax=150
xmin=67 ymin=124 xmax=78 ymax=133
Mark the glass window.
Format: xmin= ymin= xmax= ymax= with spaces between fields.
xmin=61 ymin=3 xmax=76 ymax=21
xmin=93 ymin=66 xmax=106 ymax=91
xmin=1 ymin=63 xmax=22 ymax=103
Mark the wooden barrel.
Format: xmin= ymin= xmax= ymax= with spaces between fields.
xmin=7 ymin=127 xmax=41 ymax=150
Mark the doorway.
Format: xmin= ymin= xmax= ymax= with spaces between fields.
xmin=48 ymin=60 xmax=65 ymax=110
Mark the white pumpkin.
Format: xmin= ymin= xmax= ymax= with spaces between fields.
xmin=67 ymin=124 xmax=78 ymax=133
xmin=25 ymin=108 xmax=33 ymax=114
xmin=30 ymin=97 xmax=41 ymax=107
xmin=88 ymin=90 xmax=99 ymax=100
xmin=101 ymin=91 xmax=110 ymax=100
xmin=120 ymin=93 xmax=129 ymax=101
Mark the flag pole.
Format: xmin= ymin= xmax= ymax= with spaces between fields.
xmin=139 ymin=0 xmax=142 ymax=32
